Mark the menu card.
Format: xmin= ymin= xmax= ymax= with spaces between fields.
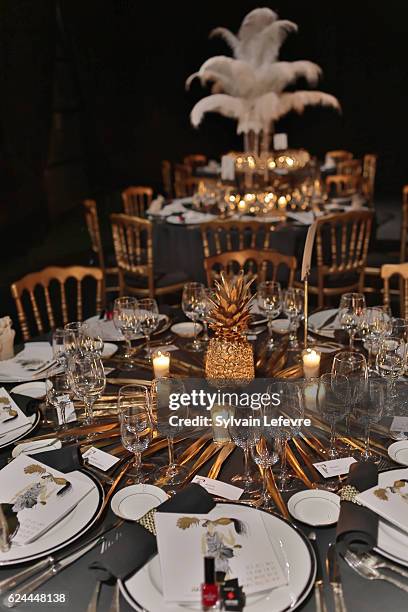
xmin=0 ymin=388 xmax=31 ymax=435
xmin=155 ymin=505 xmax=287 ymax=603
xmin=357 ymin=468 xmax=408 ymax=534
xmin=0 ymin=454 xmax=93 ymax=545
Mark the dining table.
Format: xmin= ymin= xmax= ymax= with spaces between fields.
xmin=0 ymin=307 xmax=407 ymax=612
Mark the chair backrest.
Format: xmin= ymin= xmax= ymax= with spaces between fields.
xmin=174 ymin=164 xmax=193 ymax=198
xmin=110 ymin=213 xmax=153 ymax=293
xmin=183 ymin=154 xmax=207 ymax=168
xmin=326 ymin=150 xmax=353 ymax=165
xmin=337 ymin=159 xmax=362 ymax=176
xmin=204 ymin=249 xmax=297 ymax=287
xmin=315 ymin=210 xmax=373 ymax=278
xmin=82 ymin=199 xmax=105 ymax=270
xmin=201 ymin=220 xmax=278 ymax=259
xmin=161 ymin=160 xmax=173 ymax=198
xmin=121 ymin=186 xmax=153 ymax=217
xmin=11 ymin=266 xmax=103 ymax=341
xmin=325 ymin=174 xmax=360 ymax=197
xmin=400 ymin=186 xmax=408 ymax=262
xmin=362 ymin=154 xmax=377 ymax=205
xmin=381 ymin=263 xmax=408 ymax=319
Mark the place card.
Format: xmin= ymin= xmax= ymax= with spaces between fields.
xmin=313 ymin=457 xmax=356 ymax=478
xmin=55 ymin=396 xmax=77 ymax=425
xmin=82 ymin=447 xmax=120 ymax=471
xmin=192 ymin=475 xmax=243 ymax=500
xmin=390 ymin=417 xmax=408 ymax=433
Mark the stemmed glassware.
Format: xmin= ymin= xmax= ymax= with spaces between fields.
xmin=358 ymin=307 xmax=391 ymax=372
xmin=283 ymin=288 xmax=304 ymax=348
xmin=113 ymin=297 xmax=139 ymax=367
xmin=317 ymin=373 xmax=350 ymax=460
xmin=198 ymin=288 xmax=215 ymax=343
xmin=377 ymin=336 xmax=407 ymax=410
xmin=250 ymin=428 xmax=278 ymax=510
xmin=182 ymin=282 xmax=205 ymax=352
xmin=67 ymin=352 xmax=106 ymax=435
xmin=353 ymin=379 xmax=385 ymax=462
xmin=45 ymin=373 xmax=76 ymax=441
xmin=64 ymin=322 xmax=84 ymax=356
xmin=228 ymin=406 xmax=260 ymax=495
xmin=137 ymin=298 xmax=160 ymax=360
xmin=338 ymin=292 xmax=366 ymax=349
xmin=391 ymin=318 xmax=408 ymax=342
xmin=52 ymin=328 xmax=66 ymax=363
xmin=118 ymin=384 xmax=154 ymax=483
xmin=257 ymin=281 xmax=282 ymax=350
xmin=332 ymin=351 xmax=368 ymax=441
xmin=81 ymin=322 xmax=104 ymax=355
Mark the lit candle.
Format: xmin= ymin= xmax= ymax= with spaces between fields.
xmin=302 ymin=349 xmax=321 ymax=379
xmin=237 ymin=200 xmax=247 ymax=214
xmin=152 ymin=350 xmax=170 ymax=378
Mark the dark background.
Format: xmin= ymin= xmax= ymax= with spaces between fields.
xmin=0 ymin=0 xmax=407 ymax=248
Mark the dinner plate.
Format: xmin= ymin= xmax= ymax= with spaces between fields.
xmin=0 ymin=410 xmax=40 ymax=450
xmin=0 ymin=470 xmax=104 ymax=566
xmin=102 ymin=342 xmax=118 ymax=358
xmin=171 ymin=322 xmax=203 ymax=338
xmin=308 ymin=309 xmax=339 ymax=338
xmin=84 ymin=314 xmax=170 ymax=342
xmin=288 ymin=489 xmax=340 ymax=526
xmin=120 ymin=503 xmax=316 ymax=612
xmin=388 ymin=441 xmax=408 ymax=466
xmin=111 ymin=484 xmax=168 ymax=521
xmin=375 ymin=468 xmax=408 ymax=566
xmin=10 ymin=381 xmax=46 ymax=399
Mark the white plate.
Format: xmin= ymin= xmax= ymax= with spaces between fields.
xmin=12 ymin=438 xmax=62 ymax=458
xmin=10 ymin=381 xmax=46 ymax=399
xmin=271 ymin=319 xmax=290 ymax=334
xmin=171 ymin=322 xmax=203 ymax=338
xmin=0 ymin=470 xmax=103 ymax=565
xmin=120 ymin=503 xmax=316 ymax=612
xmin=102 ymin=342 xmax=118 ymax=358
xmin=84 ymin=314 xmax=169 ymax=342
xmin=388 ymin=441 xmax=408 ymax=466
xmin=288 ymin=489 xmax=340 ymax=526
xmin=308 ymin=309 xmax=339 ymax=338
xmin=0 ymin=411 xmax=40 ymax=450
xmin=375 ymin=468 xmax=408 ymax=566
xmin=111 ymin=485 xmax=169 ymax=521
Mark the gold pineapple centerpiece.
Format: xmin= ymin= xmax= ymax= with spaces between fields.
xmin=205 ymin=272 xmax=255 ymax=382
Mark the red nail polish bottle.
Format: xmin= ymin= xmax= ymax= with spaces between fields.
xmin=201 ymin=556 xmax=219 ymax=610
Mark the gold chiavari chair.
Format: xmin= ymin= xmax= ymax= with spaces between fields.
xmin=382 ymin=263 xmax=408 ymax=319
xmin=362 ymin=154 xmax=378 ymax=207
xmin=325 ymin=174 xmax=360 ymax=198
xmin=161 ymin=160 xmax=173 ymax=198
xmin=326 ymin=150 xmax=353 ymax=165
xmin=295 ymin=210 xmax=374 ymax=308
xmin=201 ymin=219 xmax=278 ymax=259
xmin=183 ymin=154 xmax=207 ymax=169
xmin=174 ymin=164 xmax=192 ymax=198
xmin=204 ymin=249 xmax=297 ymax=287
xmin=11 ymin=266 xmax=103 ymax=341
xmin=121 ymin=186 xmax=153 ymax=217
xmin=110 ymin=213 xmax=188 ymax=298
xmin=82 ymin=200 xmax=119 ymax=297
xmin=337 ymin=159 xmax=363 ymax=176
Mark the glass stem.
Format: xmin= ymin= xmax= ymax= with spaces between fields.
xmin=262 ymin=467 xmax=268 ymax=500
xmin=133 ymin=451 xmax=142 ymax=476
xmin=167 ymin=436 xmax=176 ymax=469
xmin=350 ymin=329 xmax=356 ymax=349
xmin=203 ymin=320 xmax=209 ymax=342
xmin=329 ymin=421 xmax=337 ymax=456
xmin=125 ymin=333 xmax=132 ymax=357
xmin=85 ymin=398 xmax=94 ymax=423
xmin=145 ymin=334 xmax=151 ymax=357
xmin=280 ymin=439 xmax=288 ymax=483
xmin=364 ymin=424 xmax=371 ymax=458
xmin=243 ymin=445 xmax=250 ymax=482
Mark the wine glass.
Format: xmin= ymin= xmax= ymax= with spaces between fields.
xmin=332 ymin=351 xmax=368 ymax=440
xmin=283 ymin=288 xmax=304 ymax=348
xmin=45 ymin=373 xmax=76 ymax=441
xmin=52 ymin=328 xmax=66 ymax=362
xmin=359 ymin=307 xmax=391 ymax=372
xmin=391 ymin=318 xmax=408 ymax=342
xmin=257 ymin=281 xmax=282 ymax=350
xmin=113 ymin=297 xmax=139 ymax=367
xmin=118 ymin=384 xmax=154 ymax=483
xmin=228 ymin=406 xmax=260 ymax=495
xmin=137 ymin=298 xmax=160 ymax=360
xmin=64 ymin=322 xmax=84 ymax=356
xmin=317 ymin=373 xmax=350 ymax=460
xmin=198 ymin=288 xmax=215 ymax=343
xmin=67 ymin=352 xmax=106 ymax=434
xmin=250 ymin=428 xmax=278 ymax=510
xmin=353 ymin=379 xmax=385 ymax=462
xmin=377 ymin=336 xmax=407 ymax=410
xmin=182 ymin=282 xmax=205 ymax=352
xmin=81 ymin=322 xmax=104 ymax=355
xmin=338 ymin=293 xmax=366 ymax=349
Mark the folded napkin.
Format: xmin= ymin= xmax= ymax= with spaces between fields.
xmin=147 ymin=194 xmax=165 ymax=215
xmin=34 ymin=446 xmax=82 ymax=473
xmin=0 ymin=343 xmax=53 ymax=380
xmin=336 ymin=461 xmax=379 ymax=554
xmin=0 ymin=317 xmax=15 ymax=361
xmin=10 ymin=393 xmax=40 ymax=417
xmin=89 ymin=483 xmax=215 ymax=581
xmin=182 ymin=210 xmax=216 ymax=224
xmin=286 ymin=211 xmax=315 ymax=225
xmin=156 ymin=200 xmax=189 ymax=217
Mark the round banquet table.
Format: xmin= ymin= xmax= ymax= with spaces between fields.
xmin=0 ymin=318 xmax=406 ymax=612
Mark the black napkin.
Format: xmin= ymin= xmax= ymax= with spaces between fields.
xmin=336 ymin=461 xmax=379 ymax=554
xmin=10 ymin=393 xmax=39 ymax=417
xmin=34 ymin=446 xmax=83 ymax=473
xmin=89 ymin=483 xmax=215 ymax=581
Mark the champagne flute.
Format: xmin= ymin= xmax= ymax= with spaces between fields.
xmin=228 ymin=406 xmax=260 ymax=495
xmin=137 ymin=298 xmax=160 ymax=360
xmin=283 ymin=288 xmax=304 ymax=348
xmin=67 ymin=352 xmax=106 ymax=434
xmin=118 ymin=384 xmax=154 ymax=483
xmin=353 ymin=379 xmax=385 ymax=462
xmin=317 ymin=373 xmax=350 ymax=460
xmin=182 ymin=282 xmax=205 ymax=352
xmin=113 ymin=297 xmax=139 ymax=367
xmin=257 ymin=281 xmax=282 ymax=350
xmin=338 ymin=292 xmax=366 ymax=349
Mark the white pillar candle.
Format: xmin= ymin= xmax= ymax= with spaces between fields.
xmin=152 ymin=350 xmax=170 ymax=378
xmin=302 ymin=349 xmax=321 ymax=379
xmin=273 ymin=133 xmax=288 ymax=150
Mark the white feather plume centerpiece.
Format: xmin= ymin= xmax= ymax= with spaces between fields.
xmin=187 ymin=7 xmax=340 ymax=147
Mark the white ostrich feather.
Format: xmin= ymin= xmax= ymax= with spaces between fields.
xmin=190 ymin=94 xmax=247 ymax=129
xmin=250 ymin=20 xmax=298 ymax=66
xmin=186 ymin=56 xmax=255 ymax=98
xmin=278 ymin=91 xmax=341 ymax=117
xmin=255 ymin=61 xmax=322 ymax=95
xmin=209 ymin=27 xmax=239 ymax=54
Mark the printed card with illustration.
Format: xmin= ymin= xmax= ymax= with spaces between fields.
xmin=0 ymin=454 xmax=94 ymax=545
xmin=0 ymin=387 xmax=31 ymax=434
xmin=155 ymin=505 xmax=287 ymax=603
xmin=357 ymin=468 xmax=408 ymax=534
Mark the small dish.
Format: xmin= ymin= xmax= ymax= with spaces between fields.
xmin=388 ymin=441 xmax=408 ymax=466
xmin=102 ymin=342 xmax=118 ymax=359
xmin=288 ymin=489 xmax=340 ymax=526
xmin=170 ymin=322 xmax=203 ymax=338
xmin=111 ymin=484 xmax=169 ymax=521
xmin=10 ymin=381 xmax=46 ymax=399
xmin=271 ymin=319 xmax=290 ymax=334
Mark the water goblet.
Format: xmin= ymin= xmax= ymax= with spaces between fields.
xmin=332 ymin=350 xmax=368 ymax=441
xmin=67 ymin=352 xmax=106 ymax=436
xmin=353 ymin=379 xmax=385 ymax=462
xmin=137 ymin=298 xmax=160 ymax=360
xmin=228 ymin=406 xmax=260 ymax=495
xmin=45 ymin=373 xmax=76 ymax=442
xmin=283 ymin=287 xmax=304 ymax=348
xmin=317 ymin=373 xmax=350 ymax=460
xmin=113 ymin=297 xmax=139 ymax=367
xmin=338 ymin=293 xmax=366 ymax=349
xmin=377 ymin=336 xmax=407 ymax=412
xmin=182 ymin=282 xmax=205 ymax=352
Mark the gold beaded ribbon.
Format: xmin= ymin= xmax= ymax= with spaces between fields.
xmin=338 ymin=485 xmax=362 ymax=505
xmin=137 ymin=509 xmax=157 ymax=535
